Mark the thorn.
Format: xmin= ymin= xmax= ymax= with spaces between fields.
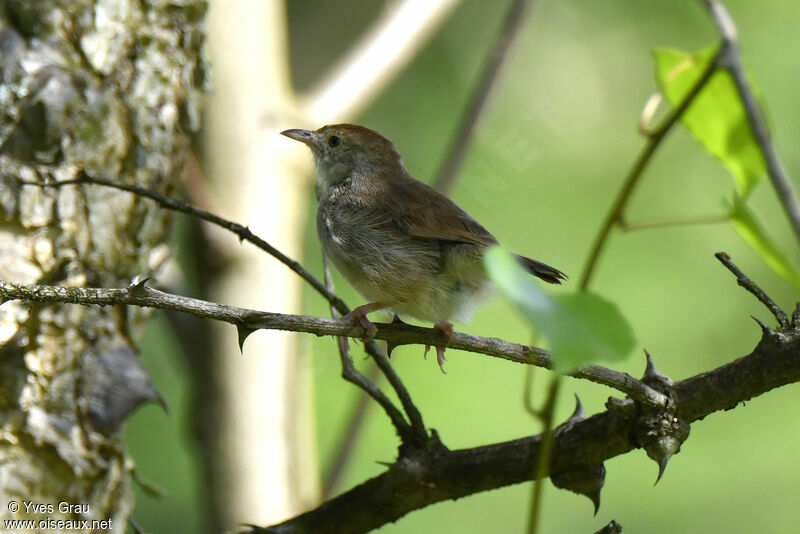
xmin=128 ymin=276 xmax=151 ymax=290
xmin=590 ymin=489 xmax=601 ymax=516
xmin=423 ymin=345 xmax=430 ymax=360
xmin=655 ymin=455 xmax=669 ymax=485
xmin=751 ymin=315 xmax=774 ymax=336
xmin=391 ymin=314 xmax=407 ymax=325
xmin=642 ymin=349 xmax=672 ymax=386
xmin=386 ymin=340 xmax=398 ymax=358
xmin=644 ymin=349 xmax=656 ymax=375
xmin=593 ymin=520 xmax=622 ymax=534
xmin=570 ymin=394 xmax=586 ymax=421
xmin=154 ymin=391 xmax=169 ymax=414
xmin=558 ymin=394 xmax=589 ymax=432
xmin=237 ymin=324 xmax=256 ymax=352
xmin=551 ymin=463 xmax=605 ymax=513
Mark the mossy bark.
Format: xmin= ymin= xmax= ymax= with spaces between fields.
xmin=0 ymin=1 xmax=206 ymax=529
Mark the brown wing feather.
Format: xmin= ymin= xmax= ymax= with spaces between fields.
xmin=382 ymin=173 xmax=497 ymax=246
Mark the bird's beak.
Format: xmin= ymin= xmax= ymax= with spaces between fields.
xmin=280 ymin=128 xmax=315 ymax=146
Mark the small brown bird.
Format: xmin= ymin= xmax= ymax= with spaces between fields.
xmin=282 ymin=124 xmax=565 ymax=372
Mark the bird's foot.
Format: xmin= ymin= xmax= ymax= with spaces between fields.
xmin=423 ymin=344 xmax=446 ymax=374
xmin=425 ymin=321 xmax=454 ymax=374
xmin=343 ymin=303 xmax=384 ymax=342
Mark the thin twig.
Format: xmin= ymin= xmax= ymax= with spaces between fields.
xmin=300 ymin=0 xmax=461 ymax=123
xmin=322 ymin=368 xmax=377 ymax=498
xmin=701 ymin=0 xmax=800 ymax=246
xmin=321 ymin=253 xmax=414 ymax=442
xmin=0 ymin=279 xmax=667 ymax=407
xmin=578 ymin=48 xmax=722 ymax=290
xmin=361 ymin=342 xmax=427 ymax=442
xmin=337 ymin=338 xmax=414 ymax=443
xmin=23 ymin=173 xmax=430 ymax=443
xmin=619 ymin=213 xmax=729 ymax=232
xmin=714 ymin=252 xmax=790 ymax=330
xmin=22 ymin=173 xmax=351 ymax=315
xmin=433 ymin=0 xmax=537 ymax=192
xmin=323 ymin=254 xmax=388 ymax=496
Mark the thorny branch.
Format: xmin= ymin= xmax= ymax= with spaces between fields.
xmin=28 ymin=172 xmax=349 ymax=315
xmin=0 ymin=279 xmax=665 ymax=407
xmin=255 ymin=267 xmax=800 ymax=534
xmin=20 ymin=173 xmax=430 ymax=441
xmin=2 ymin=252 xmax=796 ymax=534
xmin=256 ymin=250 xmax=799 ymax=533
xmin=715 ymin=252 xmax=790 ymax=330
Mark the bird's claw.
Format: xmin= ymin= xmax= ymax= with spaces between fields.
xmin=343 ymin=305 xmax=379 ymax=342
xmin=436 ymin=346 xmax=447 ymax=374
xmin=425 ymin=321 xmax=454 ymax=374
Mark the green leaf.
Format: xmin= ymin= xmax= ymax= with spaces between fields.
xmin=728 ymin=198 xmax=800 ymax=290
xmin=484 ymin=247 xmax=635 ymax=373
xmin=653 ymin=46 xmax=766 ymax=197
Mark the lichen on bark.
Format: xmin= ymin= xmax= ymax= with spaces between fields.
xmin=0 ymin=0 xmax=207 ymax=527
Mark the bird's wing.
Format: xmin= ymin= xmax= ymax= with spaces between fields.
xmin=379 ymin=174 xmax=498 ymax=246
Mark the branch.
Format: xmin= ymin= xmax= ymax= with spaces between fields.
xmin=0 ymin=280 xmax=665 ymax=407
xmin=322 ymin=254 xmax=386 ymax=496
xmin=432 ymin=0 xmax=537 ymax=192
xmin=714 ymin=252 xmax=790 ymax=330
xmin=258 ymin=322 xmax=800 ymax=534
xmin=21 ymin=174 xmax=430 ymax=444
xmin=300 ymin=0 xmax=461 ymax=123
xmin=22 ymin=173 xmax=351 ymax=316
xmin=578 ymin=47 xmax=721 ymax=290
xmin=619 ymin=213 xmax=729 ymax=232
xmin=700 ymin=0 xmax=800 ymax=245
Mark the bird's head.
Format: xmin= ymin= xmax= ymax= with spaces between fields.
xmin=281 ymin=124 xmax=403 ymax=192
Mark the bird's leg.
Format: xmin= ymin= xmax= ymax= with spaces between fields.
xmin=342 ymin=303 xmax=385 ymax=349
xmin=425 ymin=321 xmax=454 ymax=374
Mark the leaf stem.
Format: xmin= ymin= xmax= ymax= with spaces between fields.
xmin=527 ymin=374 xmax=561 ymax=534
xmin=578 ymin=48 xmax=721 ymax=290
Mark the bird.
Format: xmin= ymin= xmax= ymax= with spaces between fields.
xmin=282 ymin=124 xmax=565 ymax=372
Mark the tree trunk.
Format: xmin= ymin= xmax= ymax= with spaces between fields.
xmin=203 ymin=1 xmax=319 ymax=527
xmin=0 ymin=1 xmax=206 ymax=530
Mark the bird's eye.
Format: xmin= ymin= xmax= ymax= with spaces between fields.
xmin=327 ymin=135 xmax=341 ymax=148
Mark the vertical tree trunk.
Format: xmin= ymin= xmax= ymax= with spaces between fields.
xmin=0 ymin=1 xmax=206 ymax=530
xmin=203 ymin=1 xmax=319 ymax=528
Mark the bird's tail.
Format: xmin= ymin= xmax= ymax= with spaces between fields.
xmin=514 ymin=254 xmax=567 ymax=285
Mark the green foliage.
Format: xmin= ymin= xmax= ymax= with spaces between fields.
xmin=728 ymin=197 xmax=800 ymax=290
xmin=653 ymin=46 xmax=766 ymax=197
xmin=484 ymin=247 xmax=635 ymax=373
xmin=655 ymin=46 xmax=799 ymax=291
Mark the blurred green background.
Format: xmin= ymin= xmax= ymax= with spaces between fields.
xmin=127 ymin=0 xmax=800 ymax=532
